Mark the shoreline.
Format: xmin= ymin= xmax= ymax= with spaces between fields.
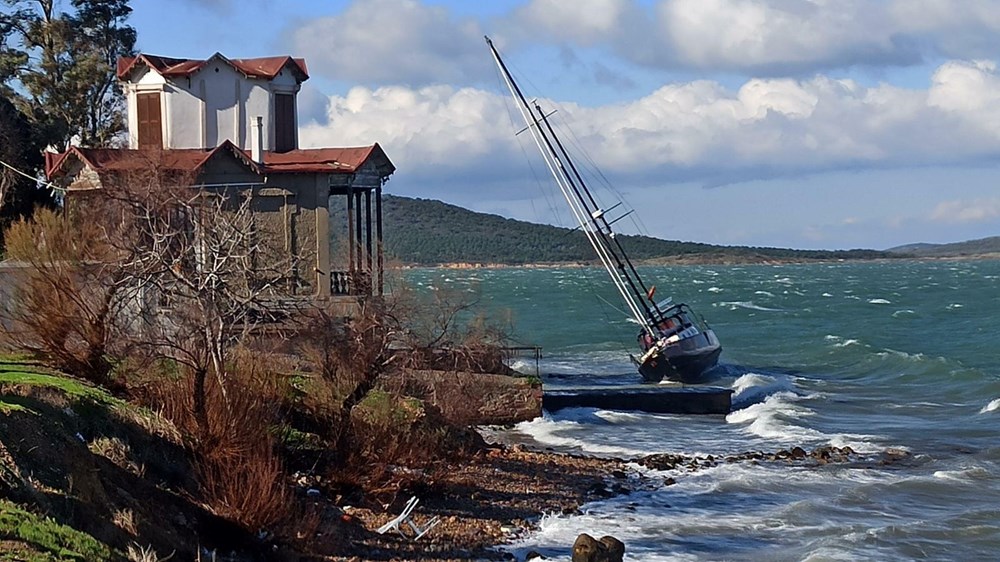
xmin=333 ymin=440 xmax=893 ymax=561
xmin=398 ymin=253 xmax=1000 ymax=270
xmin=332 ymin=444 xmax=631 ymax=561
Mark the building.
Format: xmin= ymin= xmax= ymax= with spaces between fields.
xmin=45 ymin=52 xmax=394 ymax=301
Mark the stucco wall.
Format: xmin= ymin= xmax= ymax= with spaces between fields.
xmin=124 ymin=60 xmax=300 ymax=151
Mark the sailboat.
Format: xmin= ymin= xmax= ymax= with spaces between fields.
xmin=486 ymin=37 xmax=722 ymax=384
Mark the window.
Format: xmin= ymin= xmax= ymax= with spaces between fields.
xmin=274 ymin=93 xmax=295 ymax=153
xmin=136 ymin=92 xmax=163 ymax=149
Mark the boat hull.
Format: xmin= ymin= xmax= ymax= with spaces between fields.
xmin=638 ymin=340 xmax=722 ymax=384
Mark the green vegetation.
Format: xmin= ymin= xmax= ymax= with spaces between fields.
xmin=0 ymin=499 xmax=118 ymax=561
xmin=888 ymin=236 xmax=1000 ymax=258
xmin=344 ymin=195 xmax=898 ymax=265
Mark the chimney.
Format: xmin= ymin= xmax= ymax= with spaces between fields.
xmin=251 ymin=116 xmax=264 ymax=164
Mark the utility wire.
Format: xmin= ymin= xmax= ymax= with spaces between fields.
xmin=0 ymin=158 xmax=65 ymax=193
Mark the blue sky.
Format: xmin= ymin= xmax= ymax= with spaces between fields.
xmin=131 ymin=0 xmax=1000 ymax=250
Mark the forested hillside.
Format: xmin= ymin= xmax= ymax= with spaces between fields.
xmin=334 ymin=195 xmax=897 ymax=265
xmin=888 ymin=236 xmax=1000 ymax=257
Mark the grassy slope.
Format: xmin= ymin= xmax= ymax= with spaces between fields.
xmin=0 ymin=356 xmax=123 ymax=561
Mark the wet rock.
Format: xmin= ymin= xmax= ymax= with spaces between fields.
xmin=879 ymin=447 xmax=912 ymax=465
xmin=791 ymin=446 xmax=807 ymax=459
xmin=572 ymin=533 xmax=625 ymax=562
xmin=525 ymin=550 xmax=546 ymax=560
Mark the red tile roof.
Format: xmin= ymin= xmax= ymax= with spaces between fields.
xmin=117 ymin=52 xmax=309 ymax=82
xmin=45 ymin=141 xmax=393 ymax=182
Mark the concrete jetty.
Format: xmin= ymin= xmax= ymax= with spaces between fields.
xmin=543 ymin=385 xmax=733 ymax=415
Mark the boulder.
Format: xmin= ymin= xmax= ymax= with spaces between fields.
xmin=571 ymin=533 xmax=625 ymax=562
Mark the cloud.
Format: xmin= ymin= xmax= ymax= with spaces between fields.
xmin=286 ymin=0 xmax=486 ymax=86
xmin=931 ymin=198 xmax=1000 ymax=223
xmin=496 ymin=0 xmax=1000 ymax=76
xmin=299 ymin=58 xmax=1000 ymax=197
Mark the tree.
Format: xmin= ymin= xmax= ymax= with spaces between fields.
xmin=0 ymin=0 xmax=135 ymax=148
xmin=97 ymin=160 xmax=299 ymax=430
xmin=0 ymin=94 xmax=48 ymax=249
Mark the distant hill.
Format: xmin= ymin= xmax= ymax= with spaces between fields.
xmin=333 ymin=195 xmax=897 ymax=266
xmin=888 ymin=236 xmax=1000 ymax=258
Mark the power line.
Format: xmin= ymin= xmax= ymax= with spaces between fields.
xmin=0 ymin=158 xmax=65 ymax=193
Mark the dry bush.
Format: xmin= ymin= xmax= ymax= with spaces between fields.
xmin=1 ymin=208 xmax=133 ymax=391
xmin=141 ymin=348 xmax=296 ymax=533
xmin=396 ymin=284 xmax=513 ymax=374
xmin=294 ymin=297 xmax=400 ymax=446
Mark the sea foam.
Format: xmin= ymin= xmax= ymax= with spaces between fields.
xmin=980 ymin=398 xmax=1000 ymax=414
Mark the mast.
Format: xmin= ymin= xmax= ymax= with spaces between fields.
xmin=486 ymin=36 xmax=661 ymax=334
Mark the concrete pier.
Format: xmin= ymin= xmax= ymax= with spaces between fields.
xmin=543 ymin=385 xmax=733 ymax=415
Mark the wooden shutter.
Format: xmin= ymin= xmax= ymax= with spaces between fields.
xmin=274 ymin=93 xmax=295 ymax=152
xmin=137 ymin=92 xmax=163 ymax=149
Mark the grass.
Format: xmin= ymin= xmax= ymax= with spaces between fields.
xmin=0 ymin=356 xmax=181 ymax=443
xmin=0 ymin=499 xmax=119 ymax=561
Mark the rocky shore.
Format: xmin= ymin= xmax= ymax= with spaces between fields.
xmin=326 ymin=443 xmax=913 ymax=561
xmin=329 ymin=445 xmax=631 ymax=561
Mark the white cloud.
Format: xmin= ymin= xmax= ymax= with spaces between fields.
xmin=300 ymin=58 xmax=1000 ymax=195
xmin=287 ymin=0 xmax=486 ymax=86
xmin=507 ymin=0 xmax=634 ymax=45
xmin=496 ymin=0 xmax=1000 ymax=76
xmin=660 ymin=0 xmax=911 ymax=73
xmin=931 ymin=198 xmax=1000 ymax=223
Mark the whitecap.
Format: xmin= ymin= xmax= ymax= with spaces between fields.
xmin=933 ymin=467 xmax=991 ymax=482
xmin=980 ymin=398 xmax=1000 ymax=414
xmin=947 ymin=303 xmax=964 ymax=309
xmin=834 ymin=339 xmax=860 ymax=348
xmin=868 ymin=298 xmax=891 ymax=304
xmin=514 ymin=410 xmax=649 ymax=457
xmin=821 ymin=292 xmax=833 ymax=297
xmin=892 ymin=309 xmax=915 ymax=318
xmin=507 ymin=358 xmax=539 ymax=376
xmin=718 ymin=301 xmax=782 ymax=312
xmin=754 ymin=290 xmax=774 ymax=297
xmin=707 ymin=286 xmax=724 ymax=293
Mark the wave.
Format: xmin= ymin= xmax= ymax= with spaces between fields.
xmin=933 ymin=467 xmax=991 ymax=482
xmin=979 ymin=398 xmax=1000 ymax=414
xmin=513 ymin=410 xmax=650 ymax=457
xmin=708 ymin=286 xmax=724 ymax=293
xmin=868 ymin=298 xmax=891 ymax=304
xmin=892 ymin=309 xmax=916 ymax=318
xmin=716 ymin=301 xmax=782 ymax=312
xmin=508 ymin=358 xmax=540 ymax=375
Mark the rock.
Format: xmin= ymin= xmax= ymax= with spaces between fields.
xmin=525 ymin=550 xmax=546 ymax=560
xmin=790 ymin=446 xmax=807 ymax=459
xmin=571 ymin=533 xmax=625 ymax=562
xmin=599 ymin=536 xmax=625 ymax=562
xmin=572 ymin=534 xmax=599 ymax=562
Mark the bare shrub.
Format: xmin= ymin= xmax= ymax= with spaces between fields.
xmin=2 ymin=208 xmax=134 ymax=391
xmin=294 ymin=296 xmax=400 ymax=447
xmin=397 ymin=284 xmax=513 ymax=374
xmin=142 ymin=348 xmax=295 ymax=533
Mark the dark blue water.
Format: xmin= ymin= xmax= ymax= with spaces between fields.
xmin=406 ymin=260 xmax=1000 ymax=561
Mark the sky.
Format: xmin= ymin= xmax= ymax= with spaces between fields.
xmin=129 ymin=0 xmax=1000 ymax=251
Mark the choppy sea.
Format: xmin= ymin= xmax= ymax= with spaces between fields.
xmin=405 ymin=260 xmax=1000 ymax=561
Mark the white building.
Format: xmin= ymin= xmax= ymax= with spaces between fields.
xmin=47 ymin=52 xmax=393 ymax=301
xmin=116 ymin=53 xmax=308 ymax=152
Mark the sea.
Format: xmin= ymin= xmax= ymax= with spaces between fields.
xmin=405 ymin=260 xmax=1000 ymax=561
